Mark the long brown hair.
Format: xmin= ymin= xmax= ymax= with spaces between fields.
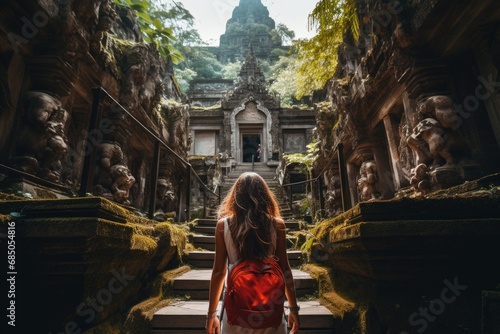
xmin=218 ymin=172 xmax=281 ymax=260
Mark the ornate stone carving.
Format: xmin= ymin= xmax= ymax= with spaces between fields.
xmin=358 ymin=160 xmax=381 ymax=202
xmin=93 ymin=142 xmax=135 ymax=205
xmin=154 ymin=177 xmax=176 ymax=220
xmin=324 ymin=174 xmax=343 ymax=216
xmin=407 ymin=96 xmax=469 ymax=194
xmin=13 ymin=91 xmax=69 ymax=183
xmin=222 ymin=49 xmax=279 ymax=109
xmin=121 ymin=44 xmax=164 ymax=114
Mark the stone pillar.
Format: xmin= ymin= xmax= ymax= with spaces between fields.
xmin=223 ymin=111 xmax=232 ymax=156
xmin=472 ymin=27 xmax=500 ymax=148
xmin=346 ymin=162 xmax=359 ymax=207
xmin=271 ymin=110 xmax=280 ymax=160
xmin=337 ymin=143 xmax=352 ymax=211
xmin=372 ymin=144 xmax=394 ymax=199
xmin=383 ymin=114 xmax=406 ymax=191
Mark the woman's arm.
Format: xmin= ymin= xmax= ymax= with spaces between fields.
xmin=275 ymin=218 xmax=300 ymax=334
xmin=206 ymin=219 xmax=228 ymax=334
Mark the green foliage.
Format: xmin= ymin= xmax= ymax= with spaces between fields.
xmin=112 ymin=0 xmax=184 ymax=63
xmin=174 ymin=68 xmax=197 ymax=92
xmin=295 ymin=0 xmax=359 ymax=98
xmin=222 ymin=60 xmax=242 ymax=79
xmin=188 ymin=49 xmax=224 ymax=79
xmin=284 ymin=140 xmax=320 ymax=220
xmin=270 ymin=23 xmax=296 ymax=46
xmin=283 ymin=140 xmax=320 ymax=172
xmin=269 ymin=55 xmax=300 ymax=106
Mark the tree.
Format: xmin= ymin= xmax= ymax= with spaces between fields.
xmin=295 ymin=0 xmax=359 ymax=98
xmin=269 ymin=55 xmax=300 ymax=106
xmin=188 ymin=49 xmax=224 ymax=79
xmin=175 ymin=67 xmax=197 ymax=92
xmin=112 ymin=0 xmax=184 ymax=63
xmin=270 ymin=23 xmax=296 ymax=46
xmin=283 ymin=140 xmax=320 ymax=221
xmin=222 ymin=60 xmax=242 ymax=79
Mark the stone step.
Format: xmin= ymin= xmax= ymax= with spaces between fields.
xmin=194 ymin=226 xmax=215 ymax=235
xmin=151 ymin=301 xmax=334 ymax=333
xmin=192 ymin=235 xmax=215 ymax=251
xmin=172 ymin=269 xmax=316 ymax=300
xmin=185 ymin=250 xmax=303 ymax=268
xmin=193 ymin=218 xmax=218 ymax=226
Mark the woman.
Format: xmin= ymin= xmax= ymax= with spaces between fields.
xmin=206 ymin=172 xmax=300 ymax=334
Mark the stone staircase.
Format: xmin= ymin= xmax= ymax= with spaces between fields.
xmin=218 ymin=163 xmax=295 ymax=219
xmin=151 ymin=164 xmax=335 ymax=333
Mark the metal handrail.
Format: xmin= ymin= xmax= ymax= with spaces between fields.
xmin=79 ymin=87 xmax=218 ymax=220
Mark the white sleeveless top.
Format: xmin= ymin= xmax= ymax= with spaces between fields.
xmin=221 ymin=218 xmax=287 ymax=334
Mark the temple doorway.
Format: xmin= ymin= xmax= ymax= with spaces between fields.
xmin=242 ymin=134 xmax=261 ymax=162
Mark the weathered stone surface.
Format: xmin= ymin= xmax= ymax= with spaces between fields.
xmin=0 ymin=196 xmax=187 ymax=333
xmin=0 ymin=0 xmax=189 ymax=218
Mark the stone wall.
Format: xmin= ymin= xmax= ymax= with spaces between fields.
xmin=0 ymin=0 xmax=190 ymax=218
xmin=309 ymin=0 xmax=500 ymax=332
xmin=314 ymin=0 xmax=500 ymax=211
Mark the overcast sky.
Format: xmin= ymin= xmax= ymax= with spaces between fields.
xmin=179 ymin=0 xmax=318 ymax=46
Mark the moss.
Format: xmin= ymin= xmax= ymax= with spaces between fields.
xmin=123 ymin=297 xmax=173 ymax=334
xmin=131 ymin=234 xmax=157 ymax=252
xmin=100 ymin=33 xmax=136 ymax=78
xmin=191 ymin=103 xmax=223 ymax=111
xmin=149 ymin=265 xmax=192 ymax=299
xmin=0 ymin=214 xmax=11 ymax=224
xmin=301 ymin=264 xmax=356 ymax=318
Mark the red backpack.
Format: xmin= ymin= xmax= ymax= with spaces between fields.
xmin=224 ymin=259 xmax=286 ymax=329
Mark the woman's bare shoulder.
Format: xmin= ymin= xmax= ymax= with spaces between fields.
xmin=216 ymin=218 xmax=226 ymax=230
xmin=274 ymin=217 xmax=285 ymax=229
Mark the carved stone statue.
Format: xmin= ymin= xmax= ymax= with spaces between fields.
xmin=325 ymin=176 xmax=342 ymax=216
xmin=407 ymin=96 xmax=469 ymax=193
xmin=93 ymin=142 xmax=135 ymax=205
xmin=13 ymin=91 xmax=69 ymax=183
xmin=154 ymin=177 xmax=176 ymax=220
xmin=121 ymin=44 xmax=163 ymax=114
xmin=357 ymin=161 xmax=381 ymax=202
xmin=408 ymin=96 xmax=464 ymax=169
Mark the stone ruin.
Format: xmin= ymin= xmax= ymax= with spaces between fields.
xmin=308 ymin=0 xmax=500 ymax=332
xmin=0 ymin=1 xmax=191 ymax=332
xmin=0 ymin=0 xmax=190 ymax=217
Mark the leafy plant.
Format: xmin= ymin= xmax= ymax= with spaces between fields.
xmin=295 ymin=0 xmax=359 ymax=98
xmin=283 ymin=140 xmax=320 ymax=220
xmin=112 ymin=0 xmax=184 ymax=63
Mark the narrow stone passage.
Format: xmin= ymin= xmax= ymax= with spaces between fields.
xmin=151 ymin=165 xmax=336 ymax=333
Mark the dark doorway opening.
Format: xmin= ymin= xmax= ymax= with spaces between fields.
xmin=242 ymin=135 xmax=260 ymax=162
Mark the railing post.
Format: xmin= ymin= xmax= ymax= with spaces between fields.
xmin=337 ymin=143 xmax=352 ymax=211
xmin=148 ymin=141 xmax=161 ymax=219
xmin=319 ymin=178 xmax=325 ymax=218
xmin=203 ymin=185 xmax=207 ymax=219
xmin=79 ymin=87 xmax=104 ymax=197
xmin=185 ymin=166 xmax=191 ymax=221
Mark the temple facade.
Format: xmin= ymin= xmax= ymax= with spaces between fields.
xmin=188 ymin=50 xmax=316 ymax=166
